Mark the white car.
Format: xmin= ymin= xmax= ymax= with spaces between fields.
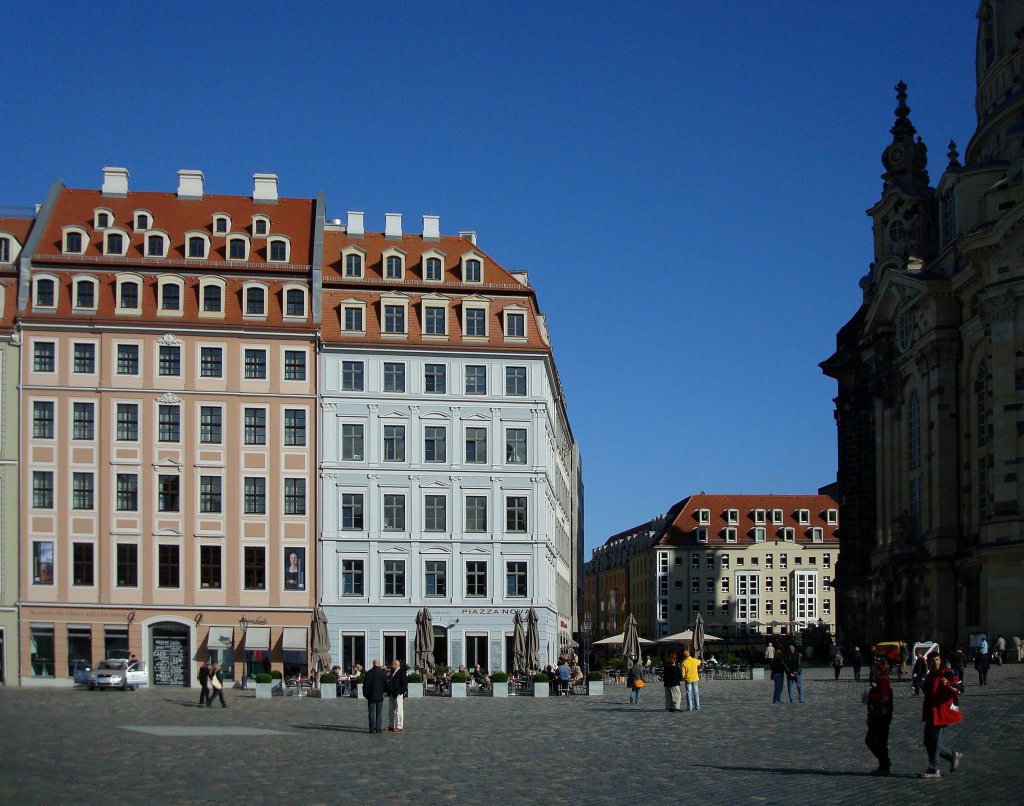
xmin=90 ymin=659 xmax=148 ymax=690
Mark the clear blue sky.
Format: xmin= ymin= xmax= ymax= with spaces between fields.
xmin=1 ymin=2 xmax=979 ymax=554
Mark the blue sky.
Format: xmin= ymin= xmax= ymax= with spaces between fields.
xmin=1 ymin=2 xmax=980 ymax=553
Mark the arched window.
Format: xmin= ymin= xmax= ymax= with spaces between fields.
xmin=147 ymin=234 xmax=166 ymax=257
xmin=425 ymin=256 xmax=442 ymax=281
xmin=465 ymin=258 xmax=482 ymax=282
xmin=385 ymin=255 xmax=402 ymax=279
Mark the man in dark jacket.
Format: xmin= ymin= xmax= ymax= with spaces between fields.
xmin=197 ymin=661 xmax=211 ymax=706
xmin=783 ymin=645 xmax=804 ymax=702
xmin=660 ymin=652 xmax=683 ymax=711
xmin=363 ymin=660 xmax=388 ymax=734
xmin=387 ymin=660 xmax=408 ymax=732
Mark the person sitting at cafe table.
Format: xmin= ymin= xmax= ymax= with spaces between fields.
xmin=471 ymin=664 xmax=490 ymax=690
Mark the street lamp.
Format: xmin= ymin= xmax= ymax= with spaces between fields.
xmin=239 ymin=615 xmax=249 ymax=690
xmin=581 ymin=617 xmax=593 ymax=677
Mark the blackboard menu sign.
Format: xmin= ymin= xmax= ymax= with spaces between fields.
xmin=153 ymin=636 xmax=187 ymax=686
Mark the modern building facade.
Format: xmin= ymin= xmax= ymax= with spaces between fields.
xmin=0 ymin=218 xmax=28 ymax=684
xmin=822 ymin=1 xmax=1024 ymax=649
xmin=585 ymin=494 xmax=839 ymax=643
xmin=16 ymin=169 xmax=320 ymax=685
xmin=319 ymin=213 xmax=581 ymax=672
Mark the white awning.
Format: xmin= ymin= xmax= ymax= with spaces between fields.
xmin=207 ymin=626 xmax=234 ymax=649
xmin=244 ymin=626 xmax=271 ymax=651
xmin=282 ymin=627 xmax=307 ymax=651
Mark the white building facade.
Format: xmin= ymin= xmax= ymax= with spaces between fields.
xmin=319 ymin=218 xmax=579 ymax=672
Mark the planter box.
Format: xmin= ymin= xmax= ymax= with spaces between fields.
xmin=255 ymin=682 xmax=273 ymax=699
xmin=450 ymin=682 xmax=467 ymax=698
xmin=532 ymin=682 xmax=548 ymax=697
xmin=406 ymin=682 xmax=424 ymax=699
xmin=490 ymin=681 xmax=509 ymax=698
xmin=750 ymin=668 xmax=765 ymax=680
xmin=320 ymin=684 xmax=336 ymax=699
xmin=587 ymin=680 xmax=604 ymax=696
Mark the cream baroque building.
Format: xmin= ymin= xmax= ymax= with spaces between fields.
xmin=822 ymin=1 xmax=1024 ymax=648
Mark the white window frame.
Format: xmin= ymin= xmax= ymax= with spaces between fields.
xmin=752 ymin=508 xmax=766 ymax=524
xmin=420 ymin=294 xmax=449 ymax=339
xmin=145 ymin=230 xmax=169 ymax=257
xmin=380 ymin=292 xmax=410 ymax=337
xmin=341 ymin=298 xmax=366 ymax=334
xmin=114 ymin=273 xmax=143 ymax=316
xmin=695 ymin=527 xmax=708 ymax=543
xmin=770 ymin=508 xmax=783 ymax=525
xmin=72 ymin=275 xmax=99 ymax=312
xmin=267 ymin=235 xmax=291 ymax=263
xmin=133 ymin=210 xmax=152 ymax=232
xmin=381 ymin=246 xmax=406 ymax=280
xmin=242 ymin=281 xmax=269 ymax=318
xmin=753 ymin=526 xmax=766 ymax=543
xmin=726 ymin=508 xmax=739 ymax=524
xmin=185 ymin=230 xmax=211 ymax=260
xmin=825 ymin=508 xmax=838 ymax=524
xmin=32 ymin=273 xmax=59 ymax=310
xmin=283 ymin=283 xmax=308 ymax=320
xmin=341 ymin=245 xmax=366 ymax=278
xmin=93 ymin=207 xmax=114 ymax=230
xmin=421 ymin=248 xmax=446 ymax=283
xmin=461 ymin=296 xmax=490 ymax=340
xmin=252 ymin=215 xmax=271 ymax=237
xmin=697 ymin=508 xmax=711 ymax=525
xmin=461 ymin=251 xmax=485 ymax=283
xmin=723 ymin=527 xmax=737 ymax=543
xmin=810 ymin=527 xmax=824 ymax=543
xmin=199 ymin=277 xmax=226 ymax=318
xmin=212 ymin=214 xmax=232 ymax=235
xmin=796 ymin=508 xmax=810 ymax=525
xmin=502 ymin=304 xmax=528 ymax=341
xmin=780 ymin=527 xmax=795 ymax=542
xmin=104 ymin=227 xmax=130 ymax=256
xmin=62 ymin=226 xmax=88 ymax=255
xmin=226 ymin=234 xmax=251 ymax=261
xmin=158 ymin=275 xmax=185 ymax=316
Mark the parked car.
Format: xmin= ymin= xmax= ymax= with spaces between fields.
xmin=71 ymin=659 xmax=94 ymax=687
xmin=90 ymin=659 xmax=148 ymax=690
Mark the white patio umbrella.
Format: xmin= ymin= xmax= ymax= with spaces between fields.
xmin=593 ymin=632 xmax=655 ymax=646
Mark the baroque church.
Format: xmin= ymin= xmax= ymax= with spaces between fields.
xmin=822 ymin=0 xmax=1024 ymax=649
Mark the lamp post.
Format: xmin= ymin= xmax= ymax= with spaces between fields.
xmin=239 ymin=615 xmax=249 ymax=689
xmin=581 ymin=617 xmax=593 ymax=677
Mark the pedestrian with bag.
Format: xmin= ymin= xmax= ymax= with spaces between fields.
xmin=659 ymin=652 xmax=683 ymax=712
xmin=863 ymin=658 xmax=894 ymax=775
xmin=919 ymin=653 xmax=963 ymax=778
xmin=627 ymin=658 xmax=644 ymax=704
xmin=783 ymin=645 xmax=804 ymax=702
xmin=197 ymin=661 xmax=211 ymax=706
xmin=832 ymin=649 xmax=844 ymax=681
xmin=207 ymin=663 xmax=227 ymax=708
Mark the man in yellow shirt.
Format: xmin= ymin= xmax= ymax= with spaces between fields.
xmin=682 ymin=649 xmax=701 ymax=711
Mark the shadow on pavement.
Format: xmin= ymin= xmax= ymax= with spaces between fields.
xmin=291 ymin=723 xmax=367 ymax=734
xmin=695 ymin=764 xmax=873 ymax=778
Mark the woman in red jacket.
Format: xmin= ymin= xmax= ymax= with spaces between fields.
xmin=920 ymin=653 xmax=964 ymax=778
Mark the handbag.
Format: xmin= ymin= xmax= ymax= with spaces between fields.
xmin=634 ymin=679 xmax=645 ymax=689
xmin=211 ymin=674 xmax=223 ymax=691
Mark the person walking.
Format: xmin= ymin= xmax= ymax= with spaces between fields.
xmin=832 ymin=649 xmax=844 ymax=681
xmin=386 ymin=659 xmax=408 ymax=732
xmin=911 ymin=649 xmax=927 ymax=696
xmin=770 ymin=649 xmax=786 ymax=703
xmin=206 ymin=663 xmax=227 ymax=708
xmin=949 ymin=644 xmax=967 ymax=687
xmin=627 ymin=658 xmax=644 ymax=704
xmin=660 ymin=652 xmax=683 ymax=712
xmin=681 ymin=649 xmax=701 ymax=711
xmin=994 ymin=635 xmax=1006 ymax=665
xmin=197 ymin=661 xmax=211 ymax=706
xmin=783 ymin=645 xmax=804 ymax=702
xmin=920 ymin=653 xmax=963 ymax=778
xmin=863 ymin=658 xmax=894 ymax=775
xmin=851 ymin=647 xmax=864 ymax=681
xmin=975 ymin=649 xmax=991 ymax=686
xmin=363 ymin=659 xmax=388 ymax=734
xmin=764 ymin=643 xmax=775 ymax=669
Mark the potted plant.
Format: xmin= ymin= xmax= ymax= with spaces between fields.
xmin=586 ymin=670 xmax=604 ymax=696
xmin=449 ymin=670 xmax=468 ymax=698
xmin=270 ymin=669 xmax=283 ymax=693
xmin=406 ymin=672 xmax=424 ymax=698
xmin=532 ymin=671 xmax=549 ymax=697
xmin=319 ymin=671 xmax=337 ymax=699
xmin=255 ymin=672 xmax=274 ymax=699
xmin=489 ymin=671 xmax=509 ymax=698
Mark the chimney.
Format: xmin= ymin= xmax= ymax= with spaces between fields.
xmin=385 ymin=213 xmax=403 ymax=240
xmin=459 ymin=230 xmax=477 ymax=245
xmin=347 ymin=211 xmax=364 ymax=237
xmin=101 ymin=167 xmax=130 ymax=197
xmin=177 ymin=169 xmax=204 ymax=200
xmin=422 ymin=215 xmax=440 ymax=241
xmin=253 ymin=173 xmax=279 ymax=203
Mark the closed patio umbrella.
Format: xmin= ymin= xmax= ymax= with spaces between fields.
xmin=621 ymin=613 xmax=642 ymax=665
xmin=513 ymin=611 xmax=528 ymax=673
xmin=692 ymin=611 xmax=706 ymax=661
xmin=526 ymin=608 xmax=541 ymax=673
xmin=310 ymin=606 xmax=332 ymax=675
xmin=414 ymin=607 xmax=434 ymax=671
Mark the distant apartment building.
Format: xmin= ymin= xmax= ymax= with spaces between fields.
xmin=16 ymin=169 xmax=319 ymax=685
xmin=319 ymin=212 xmax=581 ymax=672
xmin=585 ymin=494 xmax=839 ymax=643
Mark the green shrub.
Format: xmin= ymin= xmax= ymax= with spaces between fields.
xmin=407 ymin=672 xmax=423 ymax=683
xmin=355 ymin=674 xmax=365 ymax=684
xmin=587 ymin=670 xmax=603 ymax=681
xmin=450 ymin=671 xmax=468 ymax=683
xmin=533 ymin=672 xmax=549 ymax=683
xmin=270 ymin=669 xmax=283 ymax=679
xmin=255 ymin=673 xmax=273 ymax=684
xmin=490 ymin=671 xmax=509 ymax=683
xmin=319 ymin=672 xmax=337 ymax=684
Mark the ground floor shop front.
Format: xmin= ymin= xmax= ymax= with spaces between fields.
xmin=324 ymin=604 xmax=567 ymax=673
xmin=18 ymin=605 xmax=315 ymax=687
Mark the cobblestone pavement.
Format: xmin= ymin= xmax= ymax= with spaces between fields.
xmin=2 ymin=664 xmax=1022 ymax=804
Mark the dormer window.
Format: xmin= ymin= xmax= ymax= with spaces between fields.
xmin=105 ymin=231 xmax=127 ymax=256
xmin=33 ymin=276 xmax=57 ymax=308
xmin=753 ymin=509 xmax=766 ymax=524
xmin=244 ymin=284 xmax=267 ymax=316
xmin=94 ymin=209 xmax=112 ymax=229
xmin=63 ymin=229 xmax=86 ymax=254
xmin=343 ymin=247 xmax=365 ymax=278
xmin=753 ymin=527 xmax=766 ymax=542
xmin=146 ymin=233 xmax=167 ymax=257
xmin=726 ymin=508 xmax=739 ymax=524
xmin=697 ymin=508 xmax=711 ymax=525
xmin=116 ymin=275 xmax=142 ymax=312
xmin=0 ymin=235 xmax=17 ymax=263
xmin=424 ymin=255 xmax=443 ymax=282
xmin=723 ymin=527 xmax=737 ymax=543
xmin=267 ymin=237 xmax=289 ymax=262
xmin=824 ymin=508 xmax=838 ymax=524
xmin=73 ymin=277 xmax=97 ymax=310
xmin=187 ymin=234 xmax=209 ymax=259
xmin=695 ymin=527 xmax=708 ymax=543
xmin=461 ymin=297 xmax=490 ymax=339
xmin=252 ymin=216 xmax=270 ymax=236
xmin=796 ymin=508 xmax=810 ymax=525
xmin=213 ymin=215 xmax=230 ymax=234
xmin=502 ymin=305 xmax=527 ymax=340
xmin=134 ymin=211 xmax=151 ymax=231
xmin=227 ymin=237 xmax=249 ymax=260
xmin=810 ymin=527 xmax=824 ymax=543
xmin=421 ymin=295 xmax=449 ymax=338
xmin=380 ymin=293 xmax=409 ymax=336
xmin=780 ymin=527 xmax=795 ymax=542
xmin=381 ymin=248 xmax=405 ymax=280
xmin=770 ymin=509 xmax=783 ymax=525
xmin=462 ymin=255 xmax=483 ymax=283
xmin=341 ymin=299 xmax=366 ymax=334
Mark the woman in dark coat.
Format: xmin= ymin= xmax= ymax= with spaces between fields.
xmin=863 ymin=658 xmax=894 ymax=774
xmin=975 ymin=650 xmax=991 ymax=686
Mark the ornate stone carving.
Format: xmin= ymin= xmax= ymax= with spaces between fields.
xmin=978 ymin=291 xmax=1015 ymax=322
xmin=156 ymin=392 xmax=182 ymax=404
xmin=157 ymin=333 xmax=183 ymax=346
